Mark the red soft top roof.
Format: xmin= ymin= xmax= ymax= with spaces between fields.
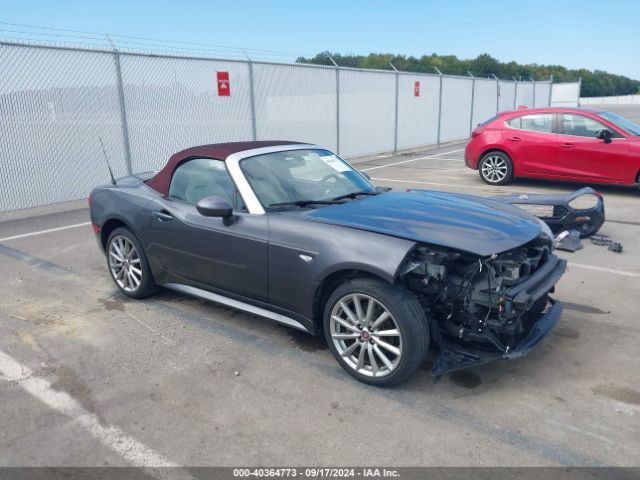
xmin=146 ymin=140 xmax=305 ymax=196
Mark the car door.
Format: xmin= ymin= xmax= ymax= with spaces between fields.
xmin=503 ymin=113 xmax=558 ymax=177
xmin=145 ymin=157 xmax=269 ymax=302
xmin=556 ymin=113 xmax=629 ymax=182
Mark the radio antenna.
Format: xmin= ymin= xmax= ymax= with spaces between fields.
xmin=98 ymin=137 xmax=117 ymax=185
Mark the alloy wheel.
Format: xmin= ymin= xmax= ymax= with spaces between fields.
xmin=108 ymin=235 xmax=142 ymax=292
xmin=329 ymin=294 xmax=402 ymax=378
xmin=481 ymin=155 xmax=509 ymax=183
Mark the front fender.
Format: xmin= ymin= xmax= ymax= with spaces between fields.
xmin=267 ymin=215 xmax=416 ymax=323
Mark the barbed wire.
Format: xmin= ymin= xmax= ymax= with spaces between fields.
xmin=0 ymin=20 xmax=318 ymax=63
xmin=0 ymin=20 xmax=551 ymax=79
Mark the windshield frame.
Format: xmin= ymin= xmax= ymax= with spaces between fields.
xmin=596 ymin=111 xmax=640 ymax=136
xmin=239 ymin=148 xmax=376 ymax=211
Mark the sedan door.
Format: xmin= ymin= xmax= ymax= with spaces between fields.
xmin=145 ymin=158 xmax=269 ymax=302
xmin=503 ymin=113 xmax=558 ymax=177
xmin=556 ymin=113 xmax=629 ymax=182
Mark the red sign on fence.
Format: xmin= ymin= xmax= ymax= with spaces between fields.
xmin=217 ymin=71 xmax=230 ymax=96
xmin=414 ymin=81 xmax=420 ymax=97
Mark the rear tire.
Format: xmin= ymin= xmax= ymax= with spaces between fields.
xmin=323 ymin=278 xmax=429 ymax=386
xmin=479 ymin=151 xmax=514 ymax=186
xmin=106 ymin=227 xmax=158 ymax=299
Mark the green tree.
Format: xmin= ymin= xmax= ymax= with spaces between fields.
xmin=296 ymin=52 xmax=640 ymax=97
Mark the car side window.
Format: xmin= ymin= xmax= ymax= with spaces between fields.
xmin=168 ymin=158 xmax=245 ymax=210
xmin=507 ymin=114 xmax=553 ymax=133
xmin=561 ymin=114 xmax=621 ymax=138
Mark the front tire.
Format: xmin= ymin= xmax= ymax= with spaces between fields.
xmin=479 ymin=151 xmax=514 ymax=185
xmin=323 ymin=278 xmax=429 ymax=386
xmin=106 ymin=227 xmax=158 ymax=299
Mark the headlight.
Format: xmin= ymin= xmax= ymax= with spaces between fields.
xmin=536 ymin=217 xmax=554 ymax=240
xmin=568 ymin=193 xmax=599 ymax=210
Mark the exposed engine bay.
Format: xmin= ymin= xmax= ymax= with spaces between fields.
xmin=399 ymin=235 xmax=567 ymax=375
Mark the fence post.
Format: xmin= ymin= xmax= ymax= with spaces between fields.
xmin=329 ymin=56 xmax=340 ymax=155
xmin=390 ymin=62 xmax=399 ymax=154
xmin=548 ymin=74 xmax=554 ymax=106
xmin=513 ymin=76 xmax=518 ymax=109
xmin=435 ymin=67 xmax=443 ymax=147
xmin=467 ymin=71 xmax=475 ymax=136
xmin=108 ymin=37 xmax=133 ymax=175
xmin=491 ymin=74 xmax=499 ymax=113
xmin=247 ymin=59 xmax=258 ymax=141
xmin=577 ymin=76 xmax=582 ymax=106
xmin=530 ymin=77 xmax=536 ymax=107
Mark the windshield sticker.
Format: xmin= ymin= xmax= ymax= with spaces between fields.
xmin=319 ymin=155 xmax=350 ymax=172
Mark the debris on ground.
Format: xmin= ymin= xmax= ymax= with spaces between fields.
xmin=590 ymin=234 xmax=624 ymax=254
xmin=555 ymin=230 xmax=583 ymax=252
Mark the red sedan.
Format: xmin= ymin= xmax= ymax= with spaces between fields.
xmin=465 ymin=107 xmax=640 ymax=189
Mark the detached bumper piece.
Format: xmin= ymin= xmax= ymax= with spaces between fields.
xmin=432 ymin=300 xmax=563 ymax=376
xmin=491 ymin=187 xmax=605 ymax=238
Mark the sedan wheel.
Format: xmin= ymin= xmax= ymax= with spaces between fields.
xmin=479 ymin=152 xmax=514 ymax=185
xmin=330 ymin=294 xmax=402 ymax=378
xmin=481 ymin=156 xmax=508 ymax=182
xmin=324 ymin=278 xmax=429 ymax=386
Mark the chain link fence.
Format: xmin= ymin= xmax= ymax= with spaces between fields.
xmin=0 ymin=40 xmax=578 ymax=212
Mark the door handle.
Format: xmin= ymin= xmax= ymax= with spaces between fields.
xmin=152 ymin=211 xmax=174 ymax=222
xmin=560 ymin=143 xmax=574 ymax=149
xmin=508 ymin=136 xmax=522 ymax=142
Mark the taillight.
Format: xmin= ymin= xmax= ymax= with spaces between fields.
xmin=471 ymin=128 xmax=482 ymax=139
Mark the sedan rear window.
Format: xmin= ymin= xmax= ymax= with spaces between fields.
xmin=479 ymin=114 xmax=499 ymax=126
xmin=507 ymin=113 xmax=553 ymax=133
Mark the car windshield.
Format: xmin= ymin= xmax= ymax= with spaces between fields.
xmin=240 ymin=149 xmax=376 ymax=209
xmin=597 ymin=111 xmax=640 ymax=136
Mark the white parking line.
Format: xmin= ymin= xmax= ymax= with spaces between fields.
xmin=361 ymin=148 xmax=465 ymax=172
xmin=0 ymin=222 xmax=91 ymax=242
xmin=0 ymin=349 xmax=178 ymax=467
xmin=569 ymin=263 xmax=640 ymax=278
xmin=371 ymin=176 xmax=497 ymax=191
xmin=372 ymin=176 xmax=562 ymax=195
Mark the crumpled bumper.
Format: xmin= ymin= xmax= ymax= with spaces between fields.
xmin=432 ymin=299 xmax=564 ymax=376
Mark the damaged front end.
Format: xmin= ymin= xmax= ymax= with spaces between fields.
xmin=399 ymin=235 xmax=567 ymax=376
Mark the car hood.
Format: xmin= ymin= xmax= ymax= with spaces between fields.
xmin=299 ymin=190 xmax=543 ymax=256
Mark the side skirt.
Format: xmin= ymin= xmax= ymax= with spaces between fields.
xmin=163 ymin=283 xmax=309 ymax=333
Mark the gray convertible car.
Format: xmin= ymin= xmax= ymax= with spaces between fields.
xmin=90 ymin=141 xmax=567 ymax=385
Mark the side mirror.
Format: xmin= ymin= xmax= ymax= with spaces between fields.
xmin=196 ymin=196 xmax=233 ymax=223
xmin=596 ymin=129 xmax=613 ymax=143
xmin=359 ymin=170 xmax=371 ymax=180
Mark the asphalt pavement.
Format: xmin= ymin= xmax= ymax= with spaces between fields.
xmin=1 ymin=121 xmax=639 ymax=468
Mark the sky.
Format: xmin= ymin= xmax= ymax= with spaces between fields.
xmin=2 ymin=0 xmax=639 ymax=79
